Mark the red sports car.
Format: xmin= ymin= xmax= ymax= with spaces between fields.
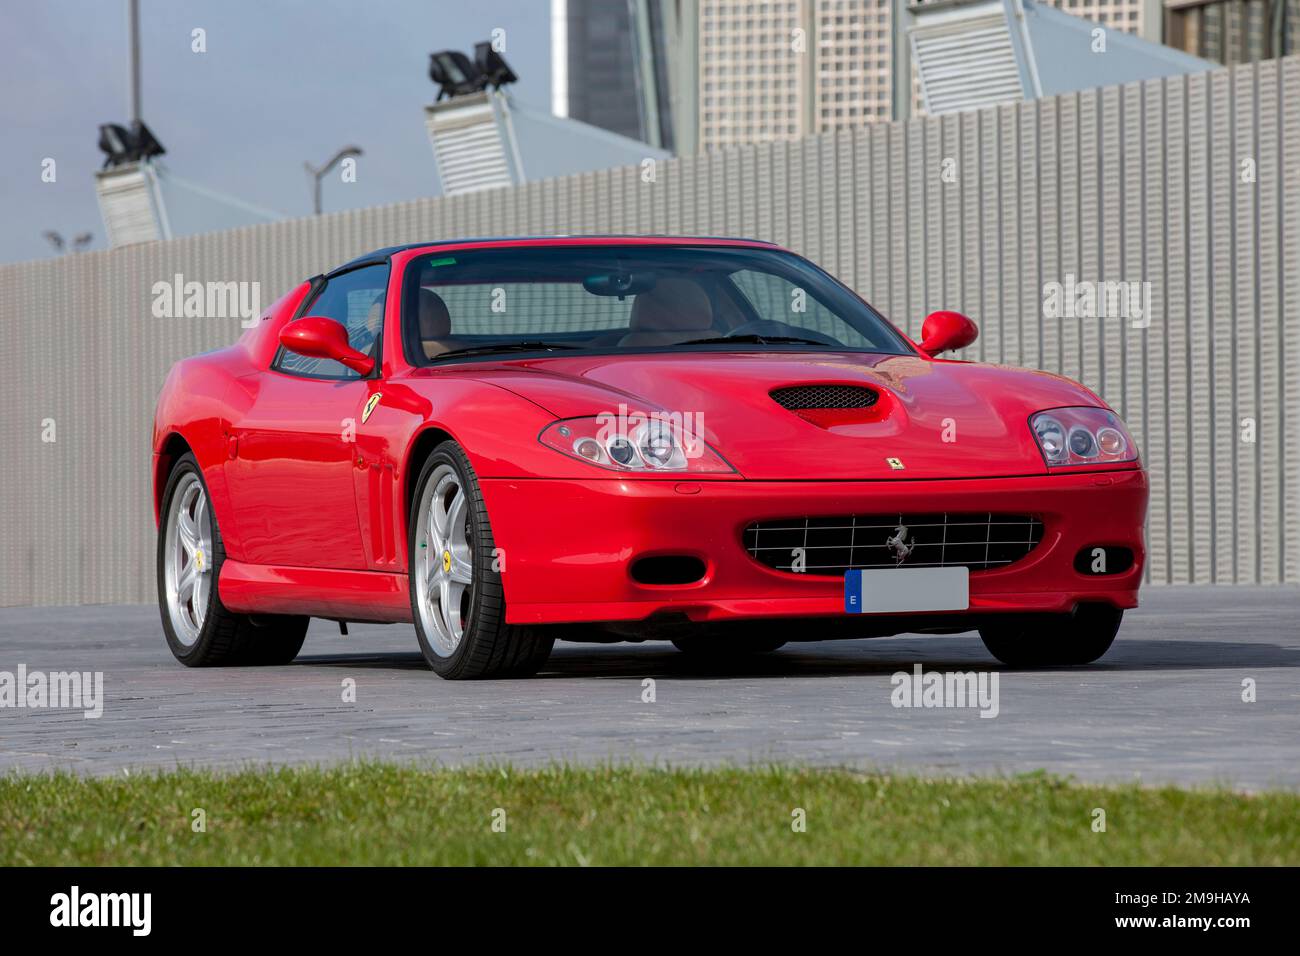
xmin=153 ymin=237 xmax=1147 ymax=678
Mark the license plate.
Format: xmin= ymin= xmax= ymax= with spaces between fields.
xmin=844 ymin=567 xmax=969 ymax=614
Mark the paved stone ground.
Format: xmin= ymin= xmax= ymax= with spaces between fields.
xmin=1 ymin=587 xmax=1297 ymax=788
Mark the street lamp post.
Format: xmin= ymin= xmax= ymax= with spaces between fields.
xmin=304 ymin=146 xmax=363 ymax=215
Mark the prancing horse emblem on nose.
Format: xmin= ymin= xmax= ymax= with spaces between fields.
xmin=885 ymin=525 xmax=914 ymax=565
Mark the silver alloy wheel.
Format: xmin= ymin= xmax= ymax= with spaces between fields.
xmin=415 ymin=463 xmax=475 ymax=657
xmin=164 ymin=472 xmax=213 ymax=647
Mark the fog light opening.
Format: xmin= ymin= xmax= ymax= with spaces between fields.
xmin=630 ymin=555 xmax=707 ymax=586
xmin=1074 ymin=546 xmax=1135 ymax=576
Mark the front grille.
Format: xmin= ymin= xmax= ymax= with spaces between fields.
xmin=770 ymin=385 xmax=878 ymax=410
xmin=743 ymin=513 xmax=1044 ymax=575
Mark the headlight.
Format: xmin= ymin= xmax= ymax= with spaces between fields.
xmin=1032 ymin=415 xmax=1067 ymax=463
xmin=539 ymin=416 xmax=734 ymax=474
xmin=1067 ymin=426 xmax=1097 ymax=458
xmin=637 ymin=419 xmax=683 ymax=469
xmin=1029 ymin=407 xmax=1137 ymax=468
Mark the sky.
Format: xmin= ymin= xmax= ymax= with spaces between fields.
xmin=0 ymin=0 xmax=553 ymax=264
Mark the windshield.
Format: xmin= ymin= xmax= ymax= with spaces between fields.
xmin=400 ymin=245 xmax=911 ymax=365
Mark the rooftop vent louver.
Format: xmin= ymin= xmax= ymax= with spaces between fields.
xmin=425 ymin=92 xmax=518 ymax=196
xmin=94 ymin=163 xmax=165 ymax=246
xmin=911 ymin=10 xmax=1024 ymax=115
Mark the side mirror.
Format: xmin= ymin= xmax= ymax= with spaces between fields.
xmin=279 ymin=316 xmax=374 ymax=376
xmin=918 ymin=310 xmax=978 ymax=357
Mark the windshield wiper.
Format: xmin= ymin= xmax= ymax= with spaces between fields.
xmin=674 ymin=334 xmax=835 ymax=348
xmin=431 ymin=341 xmax=583 ymax=360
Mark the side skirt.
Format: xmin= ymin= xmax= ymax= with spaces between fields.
xmin=218 ymin=560 xmax=413 ymax=623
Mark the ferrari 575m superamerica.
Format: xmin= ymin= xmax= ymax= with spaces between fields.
xmin=153 ymin=237 xmax=1147 ymax=678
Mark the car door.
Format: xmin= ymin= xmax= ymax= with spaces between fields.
xmin=224 ymin=264 xmax=389 ymax=569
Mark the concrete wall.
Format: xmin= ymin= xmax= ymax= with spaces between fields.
xmin=2 ymin=56 xmax=1297 ymax=606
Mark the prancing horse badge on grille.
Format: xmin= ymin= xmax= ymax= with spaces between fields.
xmin=885 ymin=525 xmax=915 ymax=564
xmin=886 ymin=457 xmax=905 ymax=470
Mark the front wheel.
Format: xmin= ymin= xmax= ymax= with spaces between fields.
xmin=408 ymin=441 xmax=553 ymax=679
xmin=157 ymin=453 xmax=308 ymax=666
xmin=978 ymin=605 xmax=1123 ymax=666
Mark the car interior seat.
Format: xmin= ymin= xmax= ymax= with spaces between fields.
xmin=616 ymin=278 xmax=717 ymax=347
xmin=419 ymin=288 xmax=469 ymax=359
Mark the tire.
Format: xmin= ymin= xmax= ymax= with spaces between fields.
xmin=408 ymin=441 xmax=554 ymax=679
xmin=978 ymin=604 xmax=1123 ymax=666
xmin=157 ymin=453 xmax=309 ymax=666
xmin=671 ymin=622 xmax=788 ymax=657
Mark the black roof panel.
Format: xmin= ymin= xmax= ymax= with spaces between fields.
xmin=328 ymin=235 xmax=779 ymax=275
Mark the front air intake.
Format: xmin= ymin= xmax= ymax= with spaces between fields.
xmin=744 ymin=513 xmax=1044 ymax=575
xmin=770 ymin=385 xmax=878 ymax=410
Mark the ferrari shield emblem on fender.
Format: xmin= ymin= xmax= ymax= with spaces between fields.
xmin=886 ymin=457 xmax=905 ymax=470
xmin=362 ymin=393 xmax=382 ymax=424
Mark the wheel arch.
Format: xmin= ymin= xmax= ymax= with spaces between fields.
xmin=402 ymin=425 xmax=456 ymax=540
xmin=153 ymin=432 xmax=195 ymax=525
xmin=152 ymin=422 xmax=244 ymax=563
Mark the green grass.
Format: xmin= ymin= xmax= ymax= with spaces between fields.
xmin=2 ymin=763 xmax=1296 ymax=866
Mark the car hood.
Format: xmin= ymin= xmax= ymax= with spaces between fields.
xmin=425 ymin=351 xmax=1106 ymax=480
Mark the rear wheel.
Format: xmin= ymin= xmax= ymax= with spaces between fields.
xmin=978 ymin=605 xmax=1122 ymax=666
xmin=157 ymin=453 xmax=308 ymax=666
xmin=408 ymin=441 xmax=553 ymax=679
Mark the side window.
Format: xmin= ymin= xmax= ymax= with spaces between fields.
xmin=277 ymin=264 xmax=389 ymax=378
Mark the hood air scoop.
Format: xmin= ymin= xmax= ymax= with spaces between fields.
xmin=770 ymin=384 xmax=883 ymax=427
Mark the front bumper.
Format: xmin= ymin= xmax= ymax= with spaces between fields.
xmin=480 ymin=470 xmax=1148 ymax=626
